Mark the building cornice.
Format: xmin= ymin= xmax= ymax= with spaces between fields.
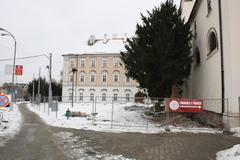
xmin=62 ymin=53 xmax=120 ymax=58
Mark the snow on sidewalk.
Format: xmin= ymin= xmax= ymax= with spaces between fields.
xmin=28 ymin=102 xmax=221 ymax=134
xmin=0 ymin=104 xmax=22 ymax=147
xmin=53 ymin=131 xmax=135 ymax=160
xmin=216 ymin=144 xmax=240 ymax=160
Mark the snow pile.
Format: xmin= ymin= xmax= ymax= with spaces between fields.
xmin=0 ymin=104 xmax=22 ymax=147
xmin=231 ymin=127 xmax=240 ymax=137
xmin=28 ymin=102 xmax=221 ymax=134
xmin=53 ymin=131 xmax=134 ymax=160
xmin=216 ymin=144 xmax=240 ymax=160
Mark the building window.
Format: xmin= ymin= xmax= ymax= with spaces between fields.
xmin=102 ymin=93 xmax=106 ymax=101
xmin=207 ymin=28 xmax=218 ymax=56
xmin=113 ymin=94 xmax=118 ymax=101
xmin=90 ymin=93 xmax=94 ymax=101
xmin=91 ymin=59 xmax=96 ymax=68
xmin=90 ymin=75 xmax=95 ymax=82
xmin=207 ymin=0 xmax=212 ymax=15
xmin=80 ymin=75 xmax=85 ymax=82
xmin=113 ymin=70 xmax=120 ymax=83
xmin=102 ymin=59 xmax=107 ymax=67
xmin=102 ymin=74 xmax=107 ymax=82
xmin=70 ymin=75 xmax=73 ymax=82
xmin=126 ymin=93 xmax=130 ymax=101
xmin=80 ymin=60 xmax=85 ymax=67
xmin=113 ymin=59 xmax=119 ymax=67
xmin=70 ymin=60 xmax=75 ymax=68
xmin=69 ymin=93 xmax=73 ymax=100
xmin=79 ymin=93 xmax=83 ymax=101
xmin=114 ymin=75 xmax=119 ymax=82
xmin=90 ymin=71 xmax=96 ymax=82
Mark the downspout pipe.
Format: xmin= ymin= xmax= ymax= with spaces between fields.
xmin=218 ymin=0 xmax=225 ymax=114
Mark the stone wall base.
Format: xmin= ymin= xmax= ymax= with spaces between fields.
xmin=223 ymin=113 xmax=240 ymax=130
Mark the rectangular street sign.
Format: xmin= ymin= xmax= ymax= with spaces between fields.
xmin=4 ymin=64 xmax=13 ymax=75
xmin=168 ymin=99 xmax=203 ymax=113
xmin=15 ymin=65 xmax=23 ymax=75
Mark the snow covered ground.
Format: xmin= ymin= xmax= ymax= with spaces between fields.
xmin=216 ymin=144 xmax=240 ymax=160
xmin=28 ymin=102 xmax=221 ymax=134
xmin=0 ymin=103 xmax=22 ymax=147
xmin=53 ymin=131 xmax=135 ymax=160
xmin=231 ymin=127 xmax=240 ymax=137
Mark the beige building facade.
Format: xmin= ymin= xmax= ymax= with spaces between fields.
xmin=181 ymin=0 xmax=240 ymax=127
xmin=62 ymin=53 xmax=139 ymax=102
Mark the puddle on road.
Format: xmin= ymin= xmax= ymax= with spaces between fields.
xmin=52 ymin=131 xmax=134 ymax=160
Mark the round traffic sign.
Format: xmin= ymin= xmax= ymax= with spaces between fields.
xmin=0 ymin=94 xmax=10 ymax=107
xmin=169 ymin=100 xmax=179 ymax=111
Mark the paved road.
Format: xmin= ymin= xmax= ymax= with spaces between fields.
xmin=0 ymin=103 xmax=66 ymax=160
xmin=0 ymin=103 xmax=240 ymax=160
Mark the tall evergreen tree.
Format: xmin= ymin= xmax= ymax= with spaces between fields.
xmin=121 ymin=0 xmax=192 ymax=97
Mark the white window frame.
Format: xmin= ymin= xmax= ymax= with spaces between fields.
xmin=102 ymin=59 xmax=107 ymax=67
xmin=102 ymin=74 xmax=107 ymax=83
xmin=126 ymin=93 xmax=130 ymax=101
xmin=79 ymin=92 xmax=83 ymax=101
xmin=102 ymin=93 xmax=106 ymax=101
xmin=80 ymin=59 xmax=85 ymax=68
xmin=113 ymin=93 xmax=118 ymax=101
xmin=90 ymin=93 xmax=94 ymax=101
xmin=90 ymin=75 xmax=95 ymax=82
xmin=114 ymin=75 xmax=119 ymax=82
xmin=91 ymin=59 xmax=96 ymax=68
xmin=80 ymin=75 xmax=85 ymax=82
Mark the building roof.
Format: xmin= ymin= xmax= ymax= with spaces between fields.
xmin=62 ymin=52 xmax=120 ymax=58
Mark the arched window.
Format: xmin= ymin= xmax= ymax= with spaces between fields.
xmin=112 ymin=89 xmax=119 ymax=101
xmin=79 ymin=71 xmax=85 ymax=82
xmin=78 ymin=89 xmax=84 ymax=101
xmin=101 ymin=70 xmax=108 ymax=83
xmin=207 ymin=28 xmax=218 ymax=56
xmin=101 ymin=89 xmax=107 ymax=101
xmin=90 ymin=70 xmax=96 ymax=82
xmin=113 ymin=70 xmax=120 ymax=83
xmin=89 ymin=89 xmax=95 ymax=101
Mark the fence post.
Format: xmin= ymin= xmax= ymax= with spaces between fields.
xmin=44 ymin=97 xmax=45 ymax=113
xmin=56 ymin=100 xmax=58 ymax=119
xmin=146 ymin=105 xmax=149 ymax=132
xmin=165 ymin=98 xmax=170 ymax=132
xmin=95 ymin=96 xmax=97 ymax=114
xmin=48 ymin=99 xmax=50 ymax=116
xmin=111 ymin=97 xmax=114 ymax=129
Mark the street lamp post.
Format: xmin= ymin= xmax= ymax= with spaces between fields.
xmin=0 ymin=28 xmax=17 ymax=104
xmin=71 ymin=68 xmax=77 ymax=108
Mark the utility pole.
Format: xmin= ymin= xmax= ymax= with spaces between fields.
xmin=32 ymin=74 xmax=35 ymax=103
xmin=37 ymin=67 xmax=41 ymax=105
xmin=48 ymin=53 xmax=53 ymax=108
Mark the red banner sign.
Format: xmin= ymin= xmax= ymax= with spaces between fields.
xmin=15 ymin=65 xmax=23 ymax=75
xmin=168 ymin=99 xmax=203 ymax=113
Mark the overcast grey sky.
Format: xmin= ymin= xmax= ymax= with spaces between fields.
xmin=0 ymin=0 xmax=180 ymax=85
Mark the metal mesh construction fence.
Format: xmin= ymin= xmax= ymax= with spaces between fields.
xmin=30 ymin=96 xmax=234 ymax=132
